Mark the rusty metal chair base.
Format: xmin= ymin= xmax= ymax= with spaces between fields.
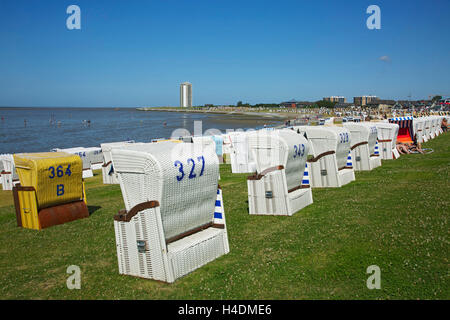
xmin=38 ymin=201 xmax=89 ymax=229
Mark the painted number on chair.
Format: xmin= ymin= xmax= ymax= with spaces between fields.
xmin=370 ymin=127 xmax=377 ymax=135
xmin=48 ymin=165 xmax=72 ymax=178
xmin=48 ymin=165 xmax=71 ymax=196
xmin=293 ymin=144 xmax=305 ymax=159
xmin=57 ymin=184 xmax=65 ymax=196
xmin=174 ymin=156 xmax=205 ymax=181
xmin=339 ymin=133 xmax=349 ymax=143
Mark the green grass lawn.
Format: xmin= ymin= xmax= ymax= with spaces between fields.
xmin=0 ymin=133 xmax=449 ymax=299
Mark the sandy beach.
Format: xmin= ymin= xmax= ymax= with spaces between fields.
xmin=136 ymin=107 xmax=295 ymax=120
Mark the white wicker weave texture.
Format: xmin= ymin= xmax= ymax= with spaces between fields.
xmin=0 ymin=154 xmax=18 ymax=190
xmin=248 ymin=130 xmax=309 ymax=191
xmin=101 ymin=141 xmax=137 ymax=184
xmin=326 ymin=127 xmax=352 ymax=169
xmin=372 ymin=123 xmax=399 ymax=160
xmin=228 ymin=131 xmax=256 ymax=173
xmin=53 ymin=147 xmax=91 ymax=170
xmin=111 ymin=141 xmax=219 ymax=240
xmin=294 ymin=126 xmax=352 ymax=170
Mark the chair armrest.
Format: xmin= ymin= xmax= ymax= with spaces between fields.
xmin=114 ymin=200 xmax=160 ymax=222
xmin=350 ymin=141 xmax=368 ymax=150
xmin=307 ymin=151 xmax=336 ymax=163
xmin=247 ymin=165 xmax=284 ymax=181
xmin=102 ymin=161 xmax=112 ymax=167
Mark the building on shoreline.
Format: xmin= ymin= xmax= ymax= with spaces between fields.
xmin=180 ymin=82 xmax=192 ymax=108
xmin=354 ymin=95 xmax=378 ymax=106
xmin=324 ymin=96 xmax=346 ymax=103
xmin=280 ymin=100 xmax=315 ymax=108
xmin=366 ymin=99 xmax=396 ymax=111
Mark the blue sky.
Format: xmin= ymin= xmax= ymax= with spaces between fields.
xmin=0 ymin=0 xmax=449 ymax=107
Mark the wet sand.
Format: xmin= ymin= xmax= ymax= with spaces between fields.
xmin=137 ymin=108 xmax=290 ymax=128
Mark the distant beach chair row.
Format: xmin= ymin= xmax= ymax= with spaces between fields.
xmin=51 ymin=147 xmax=103 ymax=179
xmin=224 ymin=115 xmax=446 ymax=175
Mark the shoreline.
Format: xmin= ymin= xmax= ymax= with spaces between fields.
xmin=136 ymin=107 xmax=295 ymax=120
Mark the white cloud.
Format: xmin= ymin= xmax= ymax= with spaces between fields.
xmin=379 ymin=55 xmax=391 ymax=63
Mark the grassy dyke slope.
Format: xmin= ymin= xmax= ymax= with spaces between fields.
xmin=0 ymin=133 xmax=448 ymax=299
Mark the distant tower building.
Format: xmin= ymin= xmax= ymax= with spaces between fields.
xmin=180 ymin=82 xmax=192 ymax=108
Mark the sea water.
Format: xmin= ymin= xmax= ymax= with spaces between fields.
xmin=0 ymin=107 xmax=281 ymax=153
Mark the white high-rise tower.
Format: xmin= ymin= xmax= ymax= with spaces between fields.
xmin=180 ymin=82 xmax=192 ymax=108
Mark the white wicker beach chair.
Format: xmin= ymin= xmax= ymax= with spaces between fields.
xmin=436 ymin=116 xmax=444 ymax=136
xmin=344 ymin=123 xmax=381 ymax=171
xmin=111 ymin=141 xmax=229 ymax=283
xmin=370 ymin=122 xmax=400 ymax=160
xmin=423 ymin=117 xmax=434 ymax=141
xmin=191 ymin=136 xmax=215 ymax=149
xmin=247 ymin=130 xmax=313 ymax=215
xmin=428 ymin=116 xmax=436 ymax=138
xmin=100 ymin=141 xmax=135 ymax=184
xmin=0 ymin=154 xmax=20 ymax=190
xmin=433 ymin=116 xmax=440 ymax=138
xmin=170 ymin=136 xmax=193 ymax=143
xmin=422 ymin=117 xmax=430 ymax=142
xmin=413 ymin=117 xmax=426 ymax=143
xmin=212 ymin=135 xmax=224 ymax=164
xmin=53 ymin=147 xmax=96 ymax=178
xmin=221 ymin=134 xmax=232 ymax=164
xmin=432 ymin=116 xmax=443 ymax=137
xmin=228 ymin=131 xmax=256 ymax=173
xmin=84 ymin=147 xmax=104 ymax=170
xmin=324 ymin=117 xmax=334 ymax=125
xmin=293 ymin=126 xmax=356 ymax=188
xmin=428 ymin=117 xmax=435 ymax=139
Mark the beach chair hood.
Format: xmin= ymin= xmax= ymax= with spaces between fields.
xmin=111 ymin=141 xmax=219 ymax=241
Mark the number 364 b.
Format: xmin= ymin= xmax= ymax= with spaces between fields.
xmin=48 ymin=165 xmax=71 ymax=196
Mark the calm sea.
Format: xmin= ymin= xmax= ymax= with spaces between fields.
xmin=0 ymin=107 xmax=282 ymax=154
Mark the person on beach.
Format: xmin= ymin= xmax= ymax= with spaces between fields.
xmin=411 ymin=135 xmax=424 ymax=154
xmin=396 ymin=143 xmax=411 ymax=154
xmin=396 ymin=134 xmax=424 ymax=155
xmin=442 ymin=118 xmax=448 ymax=132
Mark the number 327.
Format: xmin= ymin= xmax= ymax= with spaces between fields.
xmin=174 ymin=156 xmax=205 ymax=181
